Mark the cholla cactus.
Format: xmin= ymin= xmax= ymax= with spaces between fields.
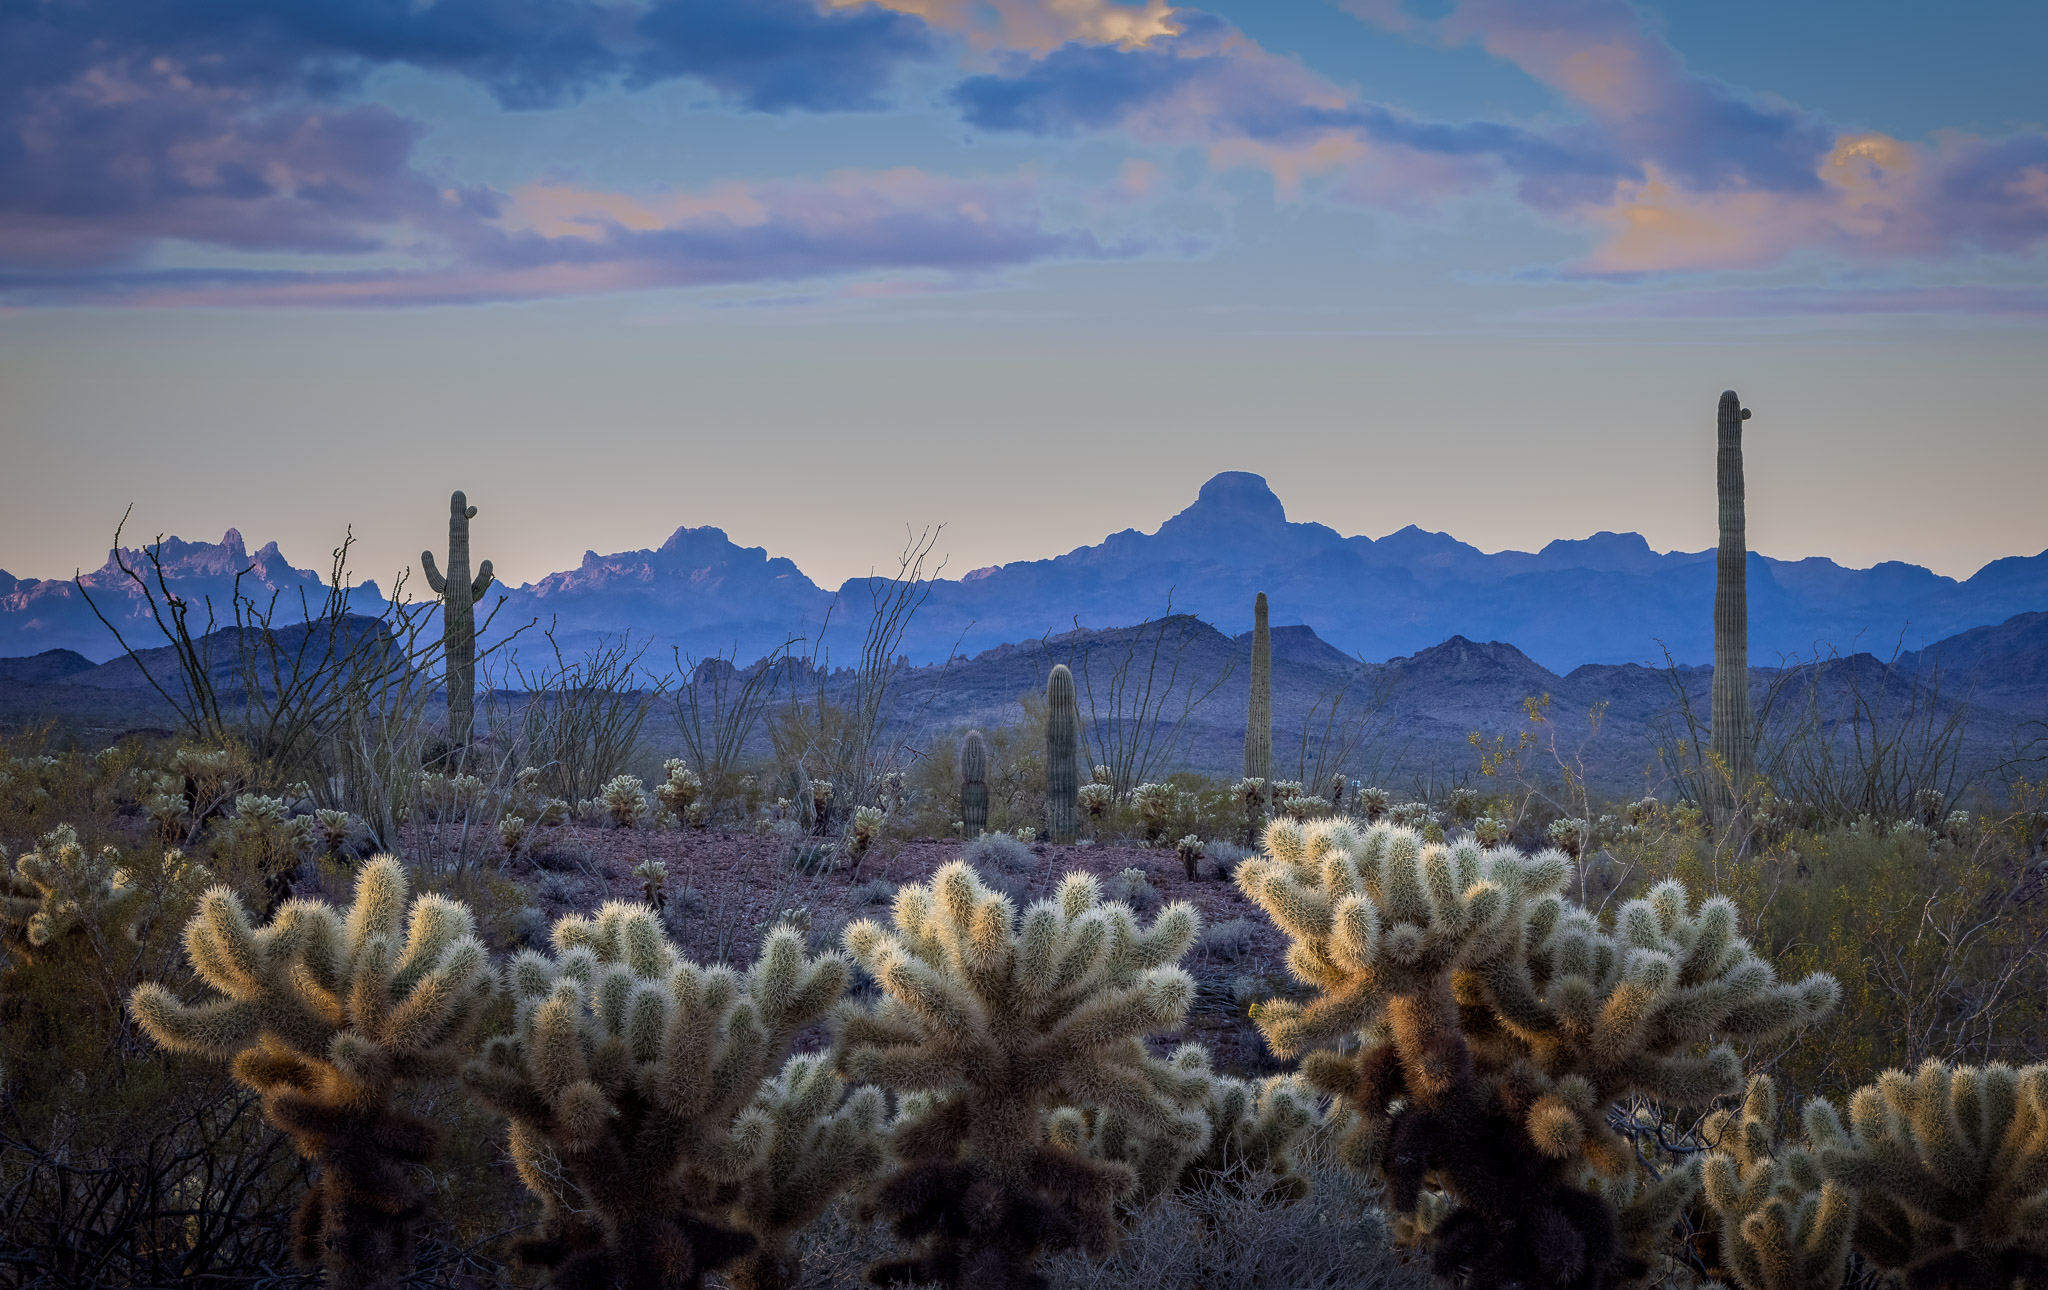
xmin=1914 ymin=788 xmax=1947 ymax=826
xmin=960 ymin=731 xmax=990 ymax=840
xmin=1091 ymin=765 xmax=1112 ymax=787
xmin=1175 ymin=834 xmax=1204 ymax=882
xmin=599 ymin=774 xmax=648 ymax=829
xmin=1231 ymin=777 xmax=1268 ymax=848
xmin=1283 ymin=794 xmax=1330 ymax=822
xmin=837 ymin=860 xmax=1209 ymax=1287
xmin=314 ymin=808 xmax=355 ymax=857
xmin=535 ymin=796 xmax=570 ymax=828
xmin=1446 ymin=787 xmax=1480 ymax=824
xmin=500 ymin=813 xmax=530 ymax=856
xmin=1237 ymin=818 xmax=1837 ymax=1290
xmin=1131 ymin=782 xmax=1174 ymax=844
xmin=719 ymin=1055 xmax=888 ymax=1290
xmin=849 ymin=805 xmax=886 ymax=861
xmin=1 ymin=824 xmax=148 ymax=956
xmin=464 ymin=905 xmax=849 ymax=1288
xmin=1472 ymin=815 xmax=1510 ymax=847
xmin=657 ymin=760 xmax=704 ymax=819
xmin=1270 ymin=780 xmax=1302 ymax=807
xmin=1702 ymin=1074 xmax=1856 ymax=1290
xmin=1548 ymin=816 xmax=1589 ymax=858
xmin=1358 ymin=786 xmax=1391 ymax=823
xmin=633 ymin=858 xmax=668 ymax=910
xmin=809 ymin=779 xmax=836 ymax=828
xmin=1078 ymin=782 xmax=1115 ymax=825
xmin=1817 ymin=1059 xmax=2048 ymax=1287
xmin=145 ymin=788 xmax=189 ymax=840
xmin=131 ymin=857 xmax=494 ymax=1287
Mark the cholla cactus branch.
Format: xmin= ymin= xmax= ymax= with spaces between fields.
xmin=837 ymin=859 xmax=1208 ymax=1288
xmin=464 ymin=903 xmax=850 ymax=1288
xmin=130 ymin=856 xmax=494 ymax=1288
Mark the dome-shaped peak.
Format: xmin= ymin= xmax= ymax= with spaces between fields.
xmin=221 ymin=528 xmax=246 ymax=558
xmin=1189 ymin=472 xmax=1285 ymax=524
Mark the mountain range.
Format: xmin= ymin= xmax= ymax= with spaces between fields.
xmin=4 ymin=473 xmax=2045 ymax=673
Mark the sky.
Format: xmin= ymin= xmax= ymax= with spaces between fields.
xmin=2 ymin=0 xmax=2045 ymax=594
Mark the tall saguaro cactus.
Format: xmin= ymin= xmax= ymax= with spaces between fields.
xmin=960 ymin=729 xmax=989 ymax=839
xmin=1711 ymin=393 xmax=1755 ymax=808
xmin=1245 ymin=593 xmax=1271 ymax=783
xmin=423 ymin=490 xmax=495 ymax=748
xmin=1046 ymin=665 xmax=1079 ymax=844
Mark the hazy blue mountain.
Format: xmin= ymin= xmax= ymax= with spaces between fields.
xmin=6 ymin=473 xmax=2045 ymax=672
xmin=0 ymin=530 xmax=385 ymax=662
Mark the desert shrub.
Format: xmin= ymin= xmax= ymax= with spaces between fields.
xmin=960 ymin=831 xmax=1038 ymax=898
xmin=1196 ymin=917 xmax=1259 ymax=964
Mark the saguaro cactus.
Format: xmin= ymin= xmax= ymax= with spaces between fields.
xmin=131 ymin=857 xmax=495 ymax=1288
xmin=1245 ymin=592 xmax=1271 ymax=785
xmin=1046 ymin=665 xmax=1079 ymax=845
xmin=960 ymin=730 xmax=990 ymax=839
xmin=423 ymin=490 xmax=495 ymax=748
xmin=1711 ymin=393 xmax=1754 ymax=808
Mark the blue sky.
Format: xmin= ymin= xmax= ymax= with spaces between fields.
xmin=2 ymin=0 xmax=2044 ymax=592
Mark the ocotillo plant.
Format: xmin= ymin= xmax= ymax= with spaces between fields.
xmin=423 ymin=490 xmax=495 ymax=749
xmin=1702 ymin=1075 xmax=1857 ymax=1290
xmin=1245 ymin=592 xmax=1271 ymax=787
xmin=1818 ymin=1059 xmax=2048 ymax=1288
xmin=837 ymin=860 xmax=1209 ymax=1289
xmin=959 ymin=730 xmax=990 ymax=839
xmin=1046 ymin=665 xmax=1080 ymax=845
xmin=463 ymin=903 xmax=850 ymax=1289
xmin=1237 ymin=818 xmax=1837 ymax=1290
xmin=130 ymin=857 xmax=495 ymax=1288
xmin=1711 ymin=391 xmax=1755 ymax=809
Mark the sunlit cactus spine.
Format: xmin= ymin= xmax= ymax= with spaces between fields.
xmin=463 ymin=903 xmax=850 ymax=1288
xmin=1702 ymin=1074 xmax=1856 ymax=1290
xmin=423 ymin=489 xmax=495 ymax=749
xmin=1711 ymin=391 xmax=1755 ymax=810
xmin=130 ymin=856 xmax=495 ymax=1288
xmin=1244 ymin=592 xmax=1271 ymax=787
xmin=959 ymin=730 xmax=990 ymax=839
xmin=719 ymin=1054 xmax=888 ymax=1290
xmin=1818 ymin=1059 xmax=2048 ymax=1288
xmin=1046 ymin=665 xmax=1080 ymax=845
xmin=836 ymin=860 xmax=1209 ymax=1288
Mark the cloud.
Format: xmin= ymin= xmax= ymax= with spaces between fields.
xmin=1 ymin=169 xmax=1117 ymax=306
xmin=833 ymin=0 xmax=1181 ymax=54
xmin=1350 ymin=0 xmax=2048 ymax=273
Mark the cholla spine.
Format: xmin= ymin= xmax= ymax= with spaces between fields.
xmin=422 ymin=490 xmax=495 ymax=748
xmin=130 ymin=856 xmax=494 ymax=1287
xmin=463 ymin=903 xmax=850 ymax=1287
xmin=959 ymin=730 xmax=990 ymax=839
xmin=1046 ymin=665 xmax=1080 ymax=845
xmin=837 ymin=859 xmax=1208 ymax=1286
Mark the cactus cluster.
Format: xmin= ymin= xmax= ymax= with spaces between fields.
xmin=1702 ymin=1075 xmax=1856 ymax=1290
xmin=1236 ymin=817 xmax=1838 ymax=1290
xmin=464 ymin=902 xmax=851 ymax=1287
xmin=2 ymin=824 xmax=148 ymax=956
xmin=837 ymin=860 xmax=1206 ymax=1287
xmin=131 ymin=857 xmax=494 ymax=1286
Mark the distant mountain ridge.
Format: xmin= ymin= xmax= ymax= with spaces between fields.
xmin=2 ymin=474 xmax=2044 ymax=671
